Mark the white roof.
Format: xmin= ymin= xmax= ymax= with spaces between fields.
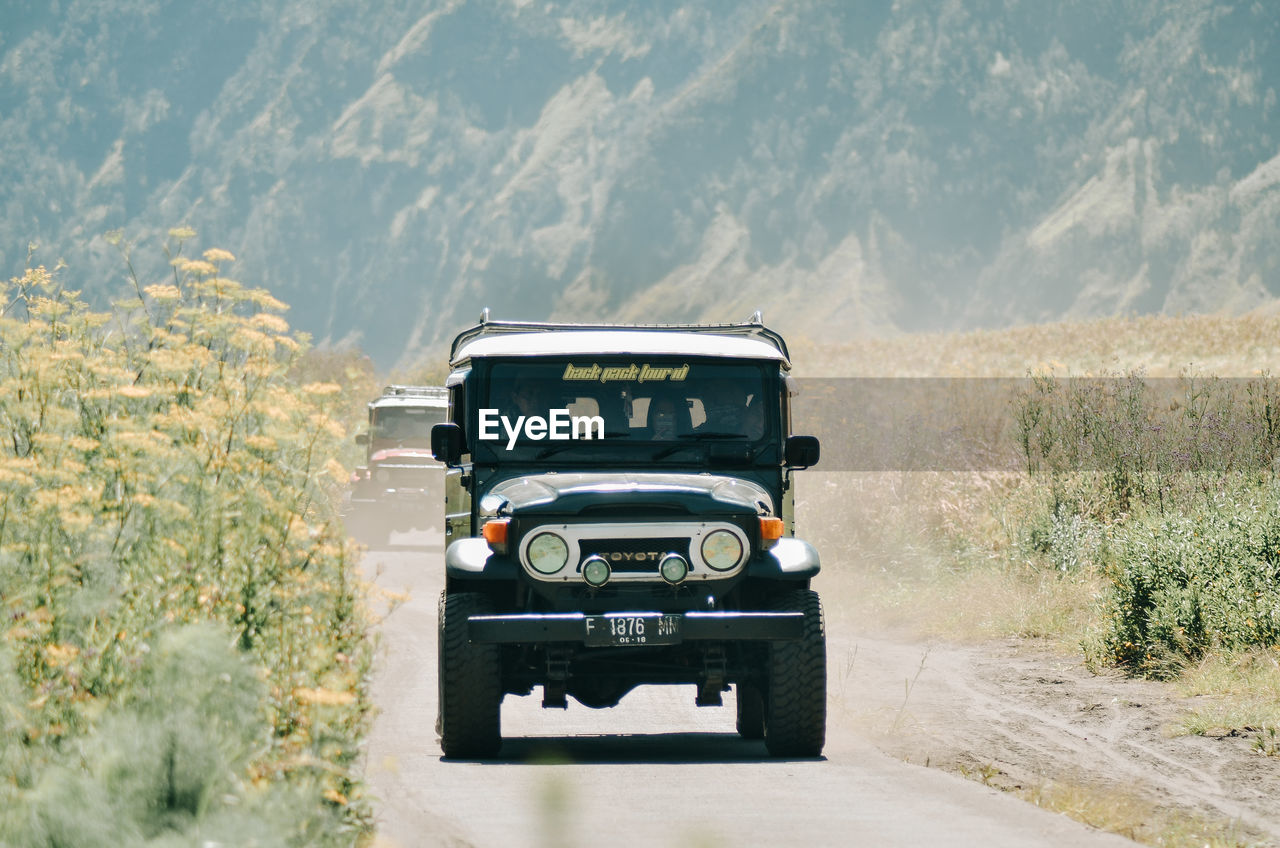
xmin=371 ymin=396 xmax=448 ymax=409
xmin=452 ymin=330 xmax=789 ymax=366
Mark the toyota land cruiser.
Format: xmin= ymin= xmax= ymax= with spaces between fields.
xmin=346 ymin=385 xmax=447 ymax=546
xmin=431 ymin=313 xmax=824 ymax=758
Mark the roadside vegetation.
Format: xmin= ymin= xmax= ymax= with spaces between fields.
xmin=799 ymin=313 xmax=1280 ymax=845
xmin=802 ymin=313 xmax=1280 ymax=673
xmin=0 ymin=234 xmax=373 ymax=846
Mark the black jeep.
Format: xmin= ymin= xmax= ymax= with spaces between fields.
xmin=346 ymin=385 xmax=447 ymax=546
xmin=431 ymin=315 xmax=824 ymax=758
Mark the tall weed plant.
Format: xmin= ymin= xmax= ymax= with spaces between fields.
xmin=0 ymin=234 xmax=371 ymax=845
xmin=1015 ymin=372 xmax=1280 ymax=516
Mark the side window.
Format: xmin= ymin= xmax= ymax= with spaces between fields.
xmin=743 ymin=391 xmax=766 ymax=439
xmin=781 ymin=390 xmax=790 ymax=436
xmin=629 ymin=396 xmax=649 ymax=429
xmin=688 ymin=399 xmax=707 ymax=429
xmin=449 ymin=384 xmax=467 ymax=441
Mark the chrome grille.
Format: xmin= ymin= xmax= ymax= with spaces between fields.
xmin=578 ymin=538 xmax=690 ymax=572
xmin=517 ymin=521 xmax=749 ymax=583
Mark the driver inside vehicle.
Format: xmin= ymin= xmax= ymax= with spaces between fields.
xmin=697 ymin=382 xmax=749 ymax=434
xmin=377 ymin=414 xmax=417 ymax=442
xmin=507 ymin=381 xmax=554 ymax=418
xmin=646 ymin=393 xmax=690 ymax=440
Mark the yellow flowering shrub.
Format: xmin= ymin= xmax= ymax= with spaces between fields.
xmin=0 ymin=242 xmax=372 ymax=844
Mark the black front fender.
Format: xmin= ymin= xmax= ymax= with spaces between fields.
xmin=747 ymin=537 xmax=821 ymax=580
xmin=444 ymin=537 xmax=519 ymax=580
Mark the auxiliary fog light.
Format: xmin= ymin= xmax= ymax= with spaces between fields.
xmin=581 ymin=555 xmax=611 ymax=587
xmin=659 ymin=553 xmax=689 ymax=585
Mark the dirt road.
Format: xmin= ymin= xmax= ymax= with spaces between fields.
xmin=361 ymin=533 xmax=1136 ymax=848
xmin=837 ymin=634 xmax=1280 ymax=845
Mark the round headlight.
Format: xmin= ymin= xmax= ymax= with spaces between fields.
xmin=527 ymin=532 xmax=569 ymax=574
xmin=700 ymin=530 xmax=743 ymax=571
xmin=581 ymin=555 xmax=611 ymax=587
xmin=659 ymin=553 xmax=689 ymax=585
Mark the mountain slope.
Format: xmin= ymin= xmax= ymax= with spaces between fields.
xmin=1 ymin=0 xmax=1276 ymax=365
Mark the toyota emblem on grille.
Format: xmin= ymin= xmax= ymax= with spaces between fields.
xmin=603 ymin=551 xmax=662 ymax=562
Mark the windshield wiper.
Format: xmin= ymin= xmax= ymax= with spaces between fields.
xmin=649 ymin=431 xmax=752 ymax=460
xmin=534 ymin=431 xmax=630 ymax=459
xmin=652 ymin=431 xmax=747 ymax=460
xmin=651 ymin=443 xmax=700 ymax=461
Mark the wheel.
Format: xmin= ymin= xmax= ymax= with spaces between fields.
xmin=437 ymin=591 xmax=503 ymax=757
xmin=763 ymin=589 xmax=826 ymax=757
xmin=735 ymin=681 xmax=764 ymax=739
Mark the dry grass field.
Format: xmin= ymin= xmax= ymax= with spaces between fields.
xmin=792 ymin=312 xmax=1280 ymax=378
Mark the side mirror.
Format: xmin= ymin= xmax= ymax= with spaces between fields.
xmin=355 ymin=432 xmax=369 ymax=446
xmin=431 ymin=423 xmax=465 ymax=466
xmin=784 ymin=435 xmax=820 ymax=469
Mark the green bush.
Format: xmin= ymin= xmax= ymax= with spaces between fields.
xmin=1095 ymin=486 xmax=1280 ymax=676
xmin=9 ymin=624 xmax=312 ymax=847
xmin=1045 ymin=509 xmax=1106 ymax=573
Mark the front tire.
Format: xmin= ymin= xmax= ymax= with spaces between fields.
xmin=763 ymin=589 xmax=826 ymax=757
xmin=437 ymin=592 xmax=502 ymax=758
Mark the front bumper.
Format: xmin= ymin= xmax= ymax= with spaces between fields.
xmin=445 ymin=536 xmax=820 ymax=581
xmin=468 ymin=610 xmax=804 ymax=645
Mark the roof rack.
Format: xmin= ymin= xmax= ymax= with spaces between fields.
xmin=378 ymin=384 xmax=448 ymax=399
xmin=449 ymin=310 xmax=788 ymax=362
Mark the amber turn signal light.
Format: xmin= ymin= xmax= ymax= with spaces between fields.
xmin=482 ymin=519 xmax=510 ymax=553
xmin=759 ymin=516 xmax=784 ymax=546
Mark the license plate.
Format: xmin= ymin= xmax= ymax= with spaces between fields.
xmin=583 ymin=613 xmax=682 ymax=646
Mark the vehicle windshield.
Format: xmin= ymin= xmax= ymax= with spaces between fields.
xmin=372 ymin=406 xmax=447 ymax=447
xmin=475 ymin=358 xmax=775 ymax=461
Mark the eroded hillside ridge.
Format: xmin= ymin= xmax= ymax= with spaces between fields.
xmin=2 ymin=0 xmax=1276 ymax=364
